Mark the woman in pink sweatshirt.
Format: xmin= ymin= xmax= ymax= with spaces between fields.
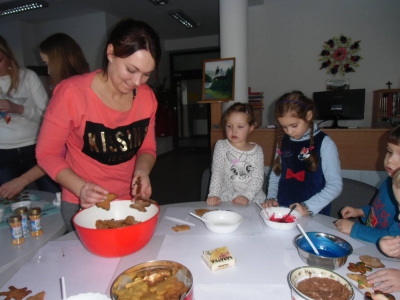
xmin=36 ymin=18 xmax=162 ymax=232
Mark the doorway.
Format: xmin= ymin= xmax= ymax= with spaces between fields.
xmin=169 ymin=48 xmax=220 ymax=149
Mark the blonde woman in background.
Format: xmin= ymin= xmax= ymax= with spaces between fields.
xmin=0 ymin=35 xmax=56 ymax=196
xmin=0 ymin=33 xmax=89 ymax=199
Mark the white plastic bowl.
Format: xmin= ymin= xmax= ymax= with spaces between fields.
xmin=260 ymin=206 xmax=302 ymax=230
xmin=67 ymin=293 xmax=110 ymax=300
xmin=10 ymin=200 xmax=32 ymax=212
xmin=288 ymin=266 xmax=354 ymax=300
xmin=201 ymin=210 xmax=243 ymax=234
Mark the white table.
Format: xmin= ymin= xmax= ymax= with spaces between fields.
xmin=2 ymin=201 xmax=400 ymax=300
xmin=0 ymin=190 xmax=66 ymax=287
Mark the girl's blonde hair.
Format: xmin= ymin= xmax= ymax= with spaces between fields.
xmin=273 ymin=91 xmax=318 ymax=175
xmin=39 ymin=33 xmax=89 ymax=85
xmin=221 ymin=102 xmax=255 ymax=128
xmin=0 ymin=35 xmax=20 ymax=96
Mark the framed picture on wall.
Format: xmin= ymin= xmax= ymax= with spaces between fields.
xmin=202 ymin=57 xmax=235 ymax=101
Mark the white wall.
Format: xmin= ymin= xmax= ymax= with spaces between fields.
xmin=1 ymin=12 xmax=119 ymax=71
xmin=248 ymin=0 xmax=400 ymax=127
xmin=33 ymin=12 xmax=109 ymax=70
xmin=1 ymin=22 xmax=23 ymax=65
xmin=2 ymin=1 xmax=399 ymax=155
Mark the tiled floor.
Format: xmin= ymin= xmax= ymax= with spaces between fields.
xmin=150 ymin=146 xmax=211 ymax=205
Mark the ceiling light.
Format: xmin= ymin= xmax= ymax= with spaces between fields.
xmin=169 ymin=10 xmax=198 ymax=28
xmin=0 ymin=0 xmax=48 ymax=16
xmin=147 ymin=0 xmax=168 ymax=5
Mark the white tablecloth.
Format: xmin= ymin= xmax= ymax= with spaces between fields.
xmin=2 ymin=202 xmax=400 ymax=300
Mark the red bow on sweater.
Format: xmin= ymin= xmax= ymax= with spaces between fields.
xmin=286 ymin=168 xmax=305 ymax=182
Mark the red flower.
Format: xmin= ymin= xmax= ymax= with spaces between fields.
xmin=333 ymin=47 xmax=347 ymax=62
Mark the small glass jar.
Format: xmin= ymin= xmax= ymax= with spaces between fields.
xmin=14 ymin=206 xmax=30 ymax=236
xmin=29 ymin=207 xmax=43 ymax=237
xmin=8 ymin=215 xmax=25 ymax=245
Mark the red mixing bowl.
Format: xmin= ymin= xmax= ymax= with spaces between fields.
xmin=72 ymin=200 xmax=159 ymax=257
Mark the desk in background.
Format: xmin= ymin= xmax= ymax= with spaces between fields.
xmin=211 ymin=128 xmax=389 ymax=171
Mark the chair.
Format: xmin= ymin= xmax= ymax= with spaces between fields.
xmin=330 ymin=178 xmax=378 ymax=219
xmin=200 ymin=168 xmax=211 ymax=201
xmin=200 ymin=167 xmax=268 ymax=201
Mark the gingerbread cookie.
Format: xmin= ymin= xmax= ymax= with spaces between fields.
xmin=195 ymin=209 xmax=213 ymax=217
xmin=130 ymin=196 xmax=157 ymax=212
xmin=365 ymin=291 xmax=396 ymax=300
xmin=27 ymin=291 xmax=45 ymax=300
xmin=0 ymin=286 xmax=32 ymax=300
xmin=130 ymin=199 xmax=151 ymax=212
xmin=135 ymin=176 xmax=142 ymax=195
xmin=360 ymin=255 xmax=385 ymax=268
xmin=172 ymin=225 xmax=190 ymax=232
xmin=95 ymin=215 xmax=140 ymax=229
xmin=95 ymin=193 xmax=117 ymax=211
xmin=347 ymin=262 xmax=372 ymax=274
xmin=347 ymin=274 xmax=374 ymax=289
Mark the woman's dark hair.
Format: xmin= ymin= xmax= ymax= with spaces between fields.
xmin=101 ymin=18 xmax=161 ymax=78
xmin=39 ymin=33 xmax=89 ymax=85
xmin=273 ymin=91 xmax=318 ymax=175
xmin=222 ymin=102 xmax=255 ymax=128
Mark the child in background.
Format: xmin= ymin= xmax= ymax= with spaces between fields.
xmin=262 ymin=91 xmax=342 ymax=216
xmin=335 ymin=125 xmax=400 ymax=243
xmin=207 ymin=102 xmax=266 ymax=206
xmin=364 ymin=168 xmax=400 ymax=295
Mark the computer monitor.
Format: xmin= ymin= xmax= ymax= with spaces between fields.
xmin=313 ymin=89 xmax=365 ymax=129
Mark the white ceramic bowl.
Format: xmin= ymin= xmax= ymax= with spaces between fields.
xmin=288 ymin=266 xmax=354 ymax=300
xmin=201 ymin=210 xmax=243 ymax=234
xmin=67 ymin=293 xmax=110 ymax=300
xmin=10 ymin=200 xmax=32 ymax=212
xmin=260 ymin=206 xmax=302 ymax=230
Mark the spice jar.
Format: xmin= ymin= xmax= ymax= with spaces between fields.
xmin=8 ymin=215 xmax=25 ymax=245
xmin=29 ymin=207 xmax=43 ymax=237
xmin=14 ymin=206 xmax=30 ymax=236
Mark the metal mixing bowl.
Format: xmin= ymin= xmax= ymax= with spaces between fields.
xmin=110 ymin=260 xmax=193 ymax=300
xmin=293 ymin=232 xmax=353 ymax=270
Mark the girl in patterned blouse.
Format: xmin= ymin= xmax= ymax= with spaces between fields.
xmin=207 ymin=102 xmax=266 ymax=206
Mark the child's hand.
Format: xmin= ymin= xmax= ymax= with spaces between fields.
xmin=341 ymin=206 xmax=364 ymax=219
xmin=379 ymin=236 xmax=400 ymax=258
xmin=368 ymin=268 xmax=400 ymax=294
xmin=232 ymin=196 xmax=249 ymax=205
xmin=294 ymin=203 xmax=310 ymax=216
xmin=262 ymin=199 xmax=278 ymax=208
xmin=207 ymin=197 xmax=221 ymax=206
xmin=334 ymin=219 xmax=354 ymax=235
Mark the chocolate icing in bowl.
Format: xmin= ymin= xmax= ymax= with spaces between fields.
xmin=297 ymin=277 xmax=352 ymax=300
xmin=288 ymin=266 xmax=354 ymax=300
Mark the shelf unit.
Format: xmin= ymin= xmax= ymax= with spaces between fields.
xmin=372 ymin=89 xmax=400 ymax=128
xmin=248 ymin=87 xmax=264 ymax=127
